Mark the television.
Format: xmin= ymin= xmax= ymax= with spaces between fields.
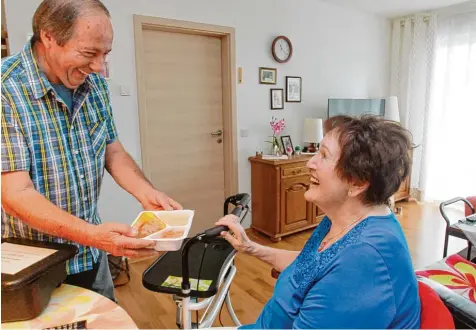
xmin=327 ymin=98 xmax=385 ymax=118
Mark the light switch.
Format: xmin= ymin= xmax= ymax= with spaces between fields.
xmin=240 ymin=129 xmax=249 ymax=137
xmin=120 ymin=85 xmax=131 ymax=96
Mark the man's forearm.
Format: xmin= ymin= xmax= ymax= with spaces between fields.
xmin=2 ymin=188 xmax=96 ymax=246
xmin=248 ymin=243 xmax=300 ymax=272
xmin=105 ymin=143 xmax=153 ymax=202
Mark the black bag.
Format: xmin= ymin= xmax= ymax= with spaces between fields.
xmin=107 ymin=255 xmax=130 ymax=287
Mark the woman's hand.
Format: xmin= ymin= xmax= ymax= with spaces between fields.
xmin=215 ymin=214 xmax=257 ymax=254
xmin=217 ymin=215 xmax=299 ymax=271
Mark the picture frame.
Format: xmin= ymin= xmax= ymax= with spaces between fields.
xmin=270 ymin=89 xmax=284 ymax=110
xmin=259 ymin=67 xmax=277 ymax=84
xmin=286 ymin=76 xmax=301 ymax=102
xmin=280 ymin=135 xmax=294 ymax=156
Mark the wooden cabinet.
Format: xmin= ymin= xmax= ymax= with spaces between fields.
xmin=249 ymin=156 xmax=324 ymax=242
xmin=1 ymin=1 xmax=10 ymax=59
xmin=394 ymin=176 xmax=410 ymax=202
xmin=394 ymin=148 xmax=413 ymax=202
xmin=281 ymin=175 xmax=313 ymax=233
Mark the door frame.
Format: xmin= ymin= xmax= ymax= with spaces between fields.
xmin=133 ymin=15 xmax=238 ymax=198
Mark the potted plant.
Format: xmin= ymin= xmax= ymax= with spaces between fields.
xmin=266 ymin=117 xmax=285 ymax=156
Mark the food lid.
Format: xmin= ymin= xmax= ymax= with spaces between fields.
xmin=1 ymin=238 xmax=78 ymax=292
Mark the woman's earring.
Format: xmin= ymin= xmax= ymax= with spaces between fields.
xmin=348 ymin=190 xmax=352 ymax=196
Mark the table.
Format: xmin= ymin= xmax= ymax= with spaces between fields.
xmin=2 ymin=284 xmax=137 ymax=329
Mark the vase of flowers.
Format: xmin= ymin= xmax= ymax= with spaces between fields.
xmin=266 ymin=117 xmax=285 ymax=156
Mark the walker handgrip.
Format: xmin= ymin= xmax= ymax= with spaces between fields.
xmin=236 ymin=194 xmax=251 ymax=209
xmin=204 ymin=225 xmax=228 ymax=238
xmin=231 ymin=206 xmax=242 ymax=217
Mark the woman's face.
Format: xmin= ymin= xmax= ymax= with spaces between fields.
xmin=305 ymin=132 xmax=350 ymax=207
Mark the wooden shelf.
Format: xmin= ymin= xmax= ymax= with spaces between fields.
xmin=2 ymin=0 xmax=10 ymax=58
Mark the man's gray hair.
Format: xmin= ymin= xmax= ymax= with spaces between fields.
xmin=32 ymin=0 xmax=110 ymax=46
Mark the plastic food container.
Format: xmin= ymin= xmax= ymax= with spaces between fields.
xmin=1 ymin=238 xmax=78 ymax=323
xmin=131 ymin=210 xmax=194 ymax=251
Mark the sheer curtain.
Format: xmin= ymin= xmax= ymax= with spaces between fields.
xmin=390 ymin=14 xmax=435 ymax=200
xmin=422 ymin=5 xmax=476 ymax=201
xmin=390 ymin=3 xmax=476 ymax=202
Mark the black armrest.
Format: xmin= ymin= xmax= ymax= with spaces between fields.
xmin=440 ymin=197 xmax=476 ymax=226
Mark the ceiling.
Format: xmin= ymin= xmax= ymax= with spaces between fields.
xmin=323 ymin=0 xmax=470 ymax=18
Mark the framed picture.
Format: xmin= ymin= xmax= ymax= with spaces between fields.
xmin=259 ymin=67 xmax=277 ymax=84
xmin=270 ymin=89 xmax=284 ymax=110
xmin=281 ymin=135 xmax=294 ymax=156
xmin=286 ymin=76 xmax=301 ymax=102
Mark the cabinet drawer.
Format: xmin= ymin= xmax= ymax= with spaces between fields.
xmin=282 ymin=166 xmax=309 ymax=177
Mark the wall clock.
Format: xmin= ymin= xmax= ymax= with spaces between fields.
xmin=271 ymin=36 xmax=293 ymax=63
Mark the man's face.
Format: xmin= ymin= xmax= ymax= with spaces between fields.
xmin=44 ymin=14 xmax=113 ymax=89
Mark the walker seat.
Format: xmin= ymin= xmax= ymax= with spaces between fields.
xmin=143 ymin=237 xmax=235 ymax=298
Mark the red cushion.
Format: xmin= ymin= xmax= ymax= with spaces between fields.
xmin=466 ymin=196 xmax=476 ymax=216
xmin=418 ymin=281 xmax=455 ymax=329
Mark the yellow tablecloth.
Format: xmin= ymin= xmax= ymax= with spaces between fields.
xmin=2 ymin=284 xmax=137 ymax=329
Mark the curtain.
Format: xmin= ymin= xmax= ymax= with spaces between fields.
xmin=390 ymin=14 xmax=435 ymax=200
xmin=422 ymin=6 xmax=476 ymax=201
xmin=390 ymin=3 xmax=476 ymax=202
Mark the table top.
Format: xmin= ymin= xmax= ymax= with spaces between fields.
xmin=2 ymin=284 xmax=137 ymax=329
xmin=248 ymin=154 xmax=312 ymax=165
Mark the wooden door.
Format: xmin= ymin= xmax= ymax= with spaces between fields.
xmin=135 ymin=18 xmax=237 ymax=235
xmin=280 ymin=176 xmax=313 ymax=233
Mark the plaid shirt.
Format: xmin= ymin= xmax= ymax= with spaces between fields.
xmin=1 ymin=41 xmax=118 ymax=275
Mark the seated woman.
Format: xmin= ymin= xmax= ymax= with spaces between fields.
xmin=217 ymin=115 xmax=421 ymax=329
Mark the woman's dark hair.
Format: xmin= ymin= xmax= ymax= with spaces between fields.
xmin=324 ymin=115 xmax=413 ymax=206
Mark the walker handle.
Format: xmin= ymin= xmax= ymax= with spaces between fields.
xmin=181 ymin=193 xmax=250 ymax=295
xmin=202 ymin=193 xmax=250 ymax=239
xmin=204 ymin=225 xmax=228 ymax=238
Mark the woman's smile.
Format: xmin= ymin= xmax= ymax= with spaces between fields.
xmin=310 ymin=175 xmax=320 ymax=186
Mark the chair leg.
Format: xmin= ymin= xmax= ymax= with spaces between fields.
xmin=467 ymin=241 xmax=472 ymax=261
xmin=443 ymin=231 xmax=449 ymax=258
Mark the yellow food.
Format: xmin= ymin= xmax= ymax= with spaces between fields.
xmin=134 ymin=212 xmax=167 ymax=238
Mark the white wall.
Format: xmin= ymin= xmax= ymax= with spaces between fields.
xmin=4 ymin=0 xmax=391 ymax=228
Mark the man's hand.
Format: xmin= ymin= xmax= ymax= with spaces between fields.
xmin=140 ymin=188 xmax=182 ymax=211
xmin=91 ymin=223 xmax=160 ymax=258
xmin=215 ymin=215 xmax=257 ymax=254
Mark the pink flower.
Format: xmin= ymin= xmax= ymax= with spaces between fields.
xmin=270 ymin=117 xmax=285 ymax=136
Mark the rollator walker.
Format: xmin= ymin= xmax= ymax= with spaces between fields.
xmin=142 ymin=193 xmax=251 ymax=329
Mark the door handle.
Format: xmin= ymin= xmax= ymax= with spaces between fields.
xmin=211 ymin=130 xmax=223 ymax=137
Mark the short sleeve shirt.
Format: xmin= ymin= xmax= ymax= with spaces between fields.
xmin=1 ymin=40 xmax=118 ymax=275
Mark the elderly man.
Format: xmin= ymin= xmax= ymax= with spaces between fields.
xmin=1 ymin=0 xmax=181 ymax=301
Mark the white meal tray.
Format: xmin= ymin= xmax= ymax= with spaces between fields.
xmin=131 ymin=210 xmax=195 ymax=251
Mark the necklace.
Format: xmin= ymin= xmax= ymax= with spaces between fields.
xmin=318 ymin=215 xmax=365 ymax=252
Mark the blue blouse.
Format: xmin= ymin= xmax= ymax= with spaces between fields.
xmin=240 ymin=214 xmax=421 ymax=329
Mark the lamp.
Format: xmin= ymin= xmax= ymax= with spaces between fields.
xmin=385 ymin=96 xmax=400 ymax=122
xmin=303 ymin=118 xmax=323 ymax=153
